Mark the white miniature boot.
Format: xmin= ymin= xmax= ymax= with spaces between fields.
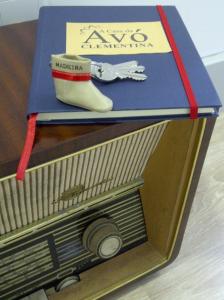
xmin=51 ymin=54 xmax=113 ymax=112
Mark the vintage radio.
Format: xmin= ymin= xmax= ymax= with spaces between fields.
xmin=0 ymin=19 xmax=218 ymax=300
xmin=0 ymin=116 xmax=215 ymax=300
xmin=0 ymin=180 xmax=147 ymax=299
xmin=0 ymin=121 xmax=167 ymax=300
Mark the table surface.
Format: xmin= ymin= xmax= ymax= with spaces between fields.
xmin=105 ymin=112 xmax=224 ymax=300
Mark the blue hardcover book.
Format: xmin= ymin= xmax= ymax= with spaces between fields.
xmin=28 ymin=5 xmax=221 ymax=124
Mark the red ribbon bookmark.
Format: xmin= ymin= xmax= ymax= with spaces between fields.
xmin=16 ymin=113 xmax=38 ymax=181
xmin=157 ymin=5 xmax=198 ymax=119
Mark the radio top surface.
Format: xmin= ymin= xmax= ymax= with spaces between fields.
xmin=0 ymin=21 xmax=153 ymax=178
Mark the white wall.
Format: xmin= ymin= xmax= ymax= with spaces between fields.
xmin=0 ymin=0 xmax=224 ymax=58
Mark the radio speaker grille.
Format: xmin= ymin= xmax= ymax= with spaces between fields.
xmin=0 ymin=121 xmax=167 ymax=235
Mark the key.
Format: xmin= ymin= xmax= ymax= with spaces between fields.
xmin=113 ymin=61 xmax=138 ymax=69
xmin=91 ymin=61 xmax=147 ymax=81
xmin=117 ymin=72 xmax=147 ymax=81
xmin=94 ymin=63 xmax=117 ymax=81
xmin=113 ymin=61 xmax=144 ymax=72
xmin=91 ymin=62 xmax=104 ymax=79
xmin=91 ymin=61 xmax=142 ymax=79
xmin=115 ymin=65 xmax=145 ymax=73
xmin=93 ymin=60 xmax=138 ymax=71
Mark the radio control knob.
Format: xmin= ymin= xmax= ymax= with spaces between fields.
xmin=83 ymin=218 xmax=122 ymax=259
xmin=56 ymin=275 xmax=80 ymax=292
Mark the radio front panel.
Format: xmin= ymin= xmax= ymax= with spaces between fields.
xmin=0 ymin=183 xmax=147 ymax=300
xmin=0 ymin=121 xmax=167 ymax=236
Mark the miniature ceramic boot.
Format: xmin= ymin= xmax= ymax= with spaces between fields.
xmin=51 ymin=54 xmax=113 ymax=112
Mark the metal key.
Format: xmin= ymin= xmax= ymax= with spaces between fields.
xmin=91 ymin=61 xmax=147 ymax=82
xmin=113 ymin=61 xmax=138 ymax=69
xmin=91 ymin=62 xmax=118 ymax=81
xmin=113 ymin=61 xmax=145 ymax=76
xmin=91 ymin=61 xmax=142 ymax=76
xmin=117 ymin=72 xmax=147 ymax=81
xmin=115 ymin=65 xmax=145 ymax=73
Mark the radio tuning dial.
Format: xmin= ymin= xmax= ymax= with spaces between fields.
xmin=83 ymin=218 xmax=123 ymax=259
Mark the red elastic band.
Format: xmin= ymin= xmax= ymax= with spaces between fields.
xmin=157 ymin=5 xmax=198 ymax=119
xmin=16 ymin=113 xmax=37 ymax=181
xmin=52 ymin=69 xmax=91 ymax=81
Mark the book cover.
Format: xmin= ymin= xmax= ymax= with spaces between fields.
xmin=27 ymin=5 xmax=222 ymax=123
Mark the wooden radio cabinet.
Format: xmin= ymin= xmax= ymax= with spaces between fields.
xmin=0 ymin=21 xmax=217 ymax=300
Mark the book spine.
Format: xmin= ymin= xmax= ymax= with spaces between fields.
xmin=17 ymin=8 xmax=48 ymax=180
xmin=27 ymin=7 xmax=48 ymax=115
xmin=157 ymin=5 xmax=198 ymax=119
